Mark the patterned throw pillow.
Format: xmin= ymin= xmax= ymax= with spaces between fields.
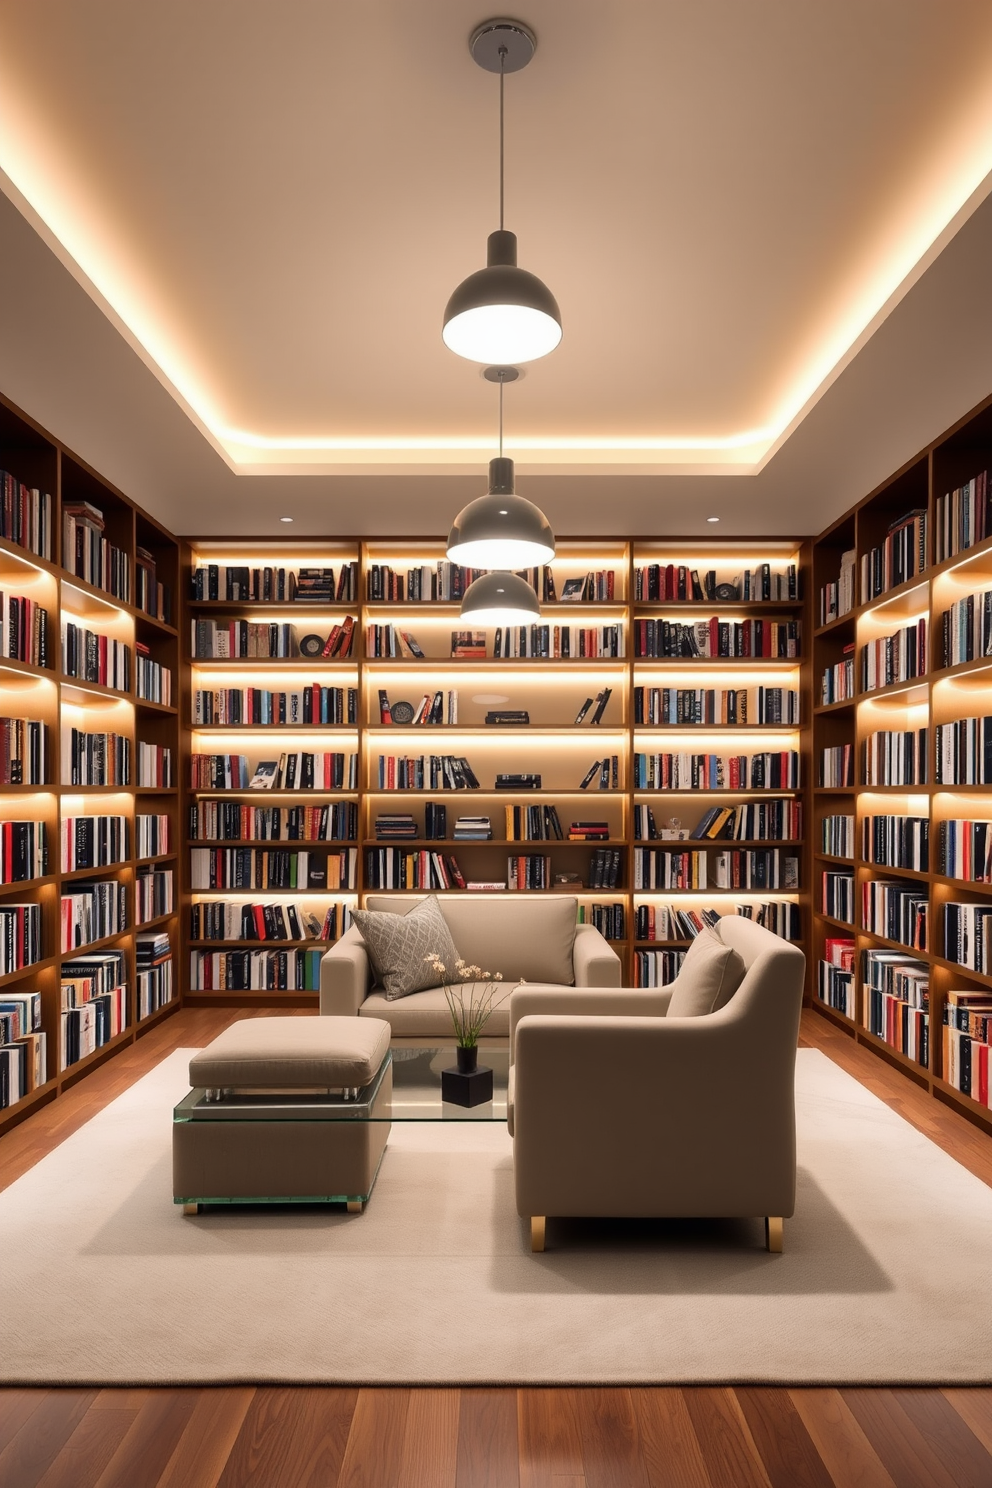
xmin=351 ymin=894 xmax=461 ymax=1001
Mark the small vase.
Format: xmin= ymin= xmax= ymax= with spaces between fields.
xmin=456 ymin=1045 xmax=478 ymax=1074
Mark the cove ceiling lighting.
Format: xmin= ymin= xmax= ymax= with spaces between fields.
xmin=441 ymin=19 xmax=562 ymax=366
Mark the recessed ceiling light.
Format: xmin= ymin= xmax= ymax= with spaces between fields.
xmin=707 ymin=516 xmax=720 ymax=523
xmin=280 ymin=516 xmax=294 ymax=523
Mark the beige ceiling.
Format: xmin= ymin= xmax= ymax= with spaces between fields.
xmin=2 ymin=0 xmax=992 ymax=483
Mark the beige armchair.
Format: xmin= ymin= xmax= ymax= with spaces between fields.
xmin=508 ymin=915 xmax=805 ymax=1252
xmin=320 ymin=894 xmax=621 ymax=1040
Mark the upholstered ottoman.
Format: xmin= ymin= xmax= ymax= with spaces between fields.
xmin=173 ymin=1016 xmax=392 ymax=1214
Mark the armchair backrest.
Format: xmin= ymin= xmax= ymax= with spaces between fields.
xmin=363 ymin=894 xmax=579 ymax=984
xmin=708 ymin=915 xmax=806 ymax=1055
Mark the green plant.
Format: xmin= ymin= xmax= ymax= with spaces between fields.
xmin=425 ymin=954 xmax=519 ymax=1047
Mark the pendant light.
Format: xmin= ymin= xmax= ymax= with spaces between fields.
xmin=448 ymin=366 xmax=555 ymax=573
xmin=442 ymin=20 xmax=562 ymax=365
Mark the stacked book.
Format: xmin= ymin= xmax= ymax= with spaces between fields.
xmin=189 ymin=947 xmax=324 ymax=994
xmin=293 ymin=568 xmax=338 ymax=603
xmin=863 ymin=949 xmax=928 ymax=1066
xmin=0 ymin=470 xmax=52 ymax=560
xmin=936 ymin=470 xmax=992 ymax=562
xmin=60 ymin=880 xmax=127 ymax=951
xmin=506 ymin=805 xmax=563 ymax=841
xmin=1 ymin=593 xmax=49 ymax=667
xmin=188 ymin=801 xmax=357 ymax=842
xmin=861 ymin=509 xmax=927 ymax=602
xmin=862 ymin=815 xmax=929 ymax=871
xmin=136 ymin=932 xmax=173 ymax=1017
xmin=135 ymin=868 xmax=174 ymax=923
xmin=818 ymin=938 xmax=855 ymax=1018
xmin=0 ymin=822 xmax=47 ymax=883
xmin=634 ymin=949 xmax=685 ymax=987
xmin=60 ymin=949 xmax=127 ymax=1069
xmin=453 ymin=816 xmax=492 ymax=841
xmin=935 ymin=716 xmax=992 ymax=784
xmin=64 ymin=729 xmax=131 ymax=787
xmin=375 ymin=813 xmax=418 ymax=840
xmin=581 ymin=902 xmax=626 ymax=940
xmin=0 ymin=990 xmax=45 ymax=1110
xmin=136 ymin=813 xmax=169 ymax=858
xmin=135 ymin=547 xmax=171 ymax=623
xmin=61 ymin=815 xmax=127 ymax=871
xmin=568 ymin=820 xmax=608 ymax=842
xmin=0 ymin=717 xmax=47 ymax=785
xmin=137 ymin=742 xmax=172 ymax=788
xmin=819 ymin=550 xmax=856 ymax=624
xmin=135 ymin=645 xmax=172 ymax=705
xmin=588 ymin=847 xmax=622 ymax=888
xmin=943 ymin=989 xmax=992 ymax=1106
xmin=941 ymin=586 xmax=992 ymax=666
xmin=737 ymin=902 xmax=801 ymax=940
xmin=62 ymin=622 xmax=130 ymax=690
xmin=0 ymin=903 xmax=42 ymax=974
xmin=62 ymin=502 xmax=130 ymax=602
xmin=450 ymin=631 xmax=487 ymax=658
xmin=193 ymin=685 xmax=356 ymax=726
xmin=862 ymin=881 xmax=928 ymax=950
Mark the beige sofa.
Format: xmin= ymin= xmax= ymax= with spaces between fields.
xmin=320 ymin=894 xmax=621 ymax=1039
xmin=508 ymin=915 xmax=805 ymax=1251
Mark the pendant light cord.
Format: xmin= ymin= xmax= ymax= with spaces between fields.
xmin=499 ymin=374 xmax=504 ymax=459
xmin=498 ymin=46 xmax=506 ymax=231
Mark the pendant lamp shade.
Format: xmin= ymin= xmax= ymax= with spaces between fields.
xmin=447 ymin=456 xmax=555 ymax=568
xmin=443 ymin=231 xmax=562 ymax=365
xmin=460 ymin=570 xmax=541 ymax=626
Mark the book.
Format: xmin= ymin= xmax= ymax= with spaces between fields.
xmin=249 ymin=761 xmax=280 ymax=790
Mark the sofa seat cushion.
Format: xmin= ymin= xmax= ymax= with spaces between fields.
xmin=352 ymin=894 xmax=460 ymax=1001
xmin=359 ymin=981 xmax=569 ymax=1039
xmin=363 ymin=894 xmax=578 ymax=986
xmin=188 ymin=1015 xmax=391 ymax=1089
xmin=665 ymin=927 xmax=746 ymax=1018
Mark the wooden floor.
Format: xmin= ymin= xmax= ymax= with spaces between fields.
xmin=3 ymin=1006 xmax=992 ymax=1488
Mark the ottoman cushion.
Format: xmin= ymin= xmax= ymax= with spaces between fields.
xmin=188 ymin=1015 xmax=390 ymax=1089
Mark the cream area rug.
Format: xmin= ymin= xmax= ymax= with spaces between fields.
xmin=2 ymin=1047 xmax=991 ymax=1385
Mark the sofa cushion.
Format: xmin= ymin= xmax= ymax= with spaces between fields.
xmin=666 ymin=926 xmax=746 ymax=1018
xmin=188 ymin=1015 xmax=391 ymax=1089
xmin=351 ymin=894 xmax=460 ymax=1001
xmin=364 ymin=894 xmax=578 ymax=985
xmin=360 ymin=986 xmax=512 ymax=1039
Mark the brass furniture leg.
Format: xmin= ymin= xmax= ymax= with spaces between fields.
xmin=531 ymin=1216 xmax=546 ymax=1252
xmin=347 ymin=1200 xmax=364 ymax=1214
xmin=182 ymin=1203 xmax=199 ymax=1216
xmin=765 ymin=1216 xmax=783 ymax=1253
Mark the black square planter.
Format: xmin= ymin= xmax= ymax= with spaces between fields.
xmin=441 ymin=1063 xmax=494 ymax=1107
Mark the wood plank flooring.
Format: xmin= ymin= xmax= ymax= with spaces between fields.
xmin=2 ymin=1005 xmax=992 ymax=1487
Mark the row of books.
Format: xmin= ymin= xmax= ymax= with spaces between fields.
xmin=821 ymin=814 xmax=854 ymax=858
xmin=366 ymin=562 xmax=486 ymax=603
xmin=191 ymin=563 xmax=359 ymax=603
xmin=633 ymin=848 xmax=798 ymax=892
xmin=579 ymin=902 xmax=626 ymax=941
xmin=189 ymin=901 xmax=347 ymax=943
xmin=378 ymin=689 xmax=458 ymax=726
xmin=861 ymin=509 xmax=927 ymax=603
xmin=632 ymin=751 xmax=800 ymax=791
xmin=60 ymin=879 xmax=127 ymax=952
xmin=135 ymin=648 xmax=172 ymax=706
xmin=940 ymin=586 xmax=992 ymax=667
xmin=936 ymin=820 xmax=992 ymax=883
xmin=821 ymin=744 xmax=854 ymax=788
xmin=819 ymin=550 xmax=856 ymax=625
xmin=821 ymin=647 xmax=854 ymax=705
xmin=189 ymin=847 xmax=358 ymax=891
xmin=587 ymin=848 xmax=623 ymax=888
xmin=62 ymin=623 xmax=129 ymax=690
xmin=0 ymin=903 xmax=42 ymax=974
xmin=935 ymin=470 xmax=991 ymax=564
xmin=492 ymin=624 xmax=625 ymax=659
xmin=633 ymin=618 xmax=800 ymax=659
xmin=137 ymin=742 xmax=172 ymax=788
xmin=192 ymin=685 xmax=358 ymax=727
xmin=737 ymin=901 xmax=802 ymax=939
xmin=818 ymin=939 xmax=855 ymax=1018
xmin=136 ymin=813 xmax=169 ymax=858
xmin=0 ymin=821 xmax=47 ymax=883
xmin=943 ymin=903 xmax=992 ymax=972
xmin=0 ymin=471 xmax=52 ymax=560
xmin=862 ymin=814 xmax=929 ymax=871
xmin=1 ymin=593 xmax=49 ymax=667
xmin=188 ymin=800 xmax=357 ymax=843
xmin=635 ymin=562 xmax=798 ymax=604
xmin=506 ymin=855 xmax=555 ymax=890
xmin=633 ymin=949 xmax=686 ymax=986
xmin=862 ymin=880 xmax=928 ymax=950
xmin=860 ymin=618 xmax=927 ymax=691
xmin=137 ymin=939 xmax=173 ymax=1019
xmin=0 ymin=994 xmax=45 ymax=1109
xmin=375 ymin=755 xmax=480 ymax=791
xmin=863 ymin=948 xmax=929 ymax=1066
xmin=822 ymin=870 xmax=855 ymax=924
xmin=63 ymin=504 xmax=130 ymax=602
xmin=632 ymin=686 xmax=798 ymax=727
xmin=935 ymin=717 xmax=992 ymax=784
xmin=189 ymin=752 xmax=358 ymax=791
xmin=863 ymin=727 xmax=927 ymax=786
xmin=61 ymin=815 xmax=127 ymax=871
xmin=633 ymin=902 xmax=801 ymax=942
xmin=505 ymin=805 xmax=566 ymax=841
xmin=191 ymin=620 xmax=293 ymax=659
xmin=134 ymin=547 xmax=171 ymax=624
xmin=63 ymin=730 xmax=130 ymax=787
xmin=61 ymin=983 xmax=126 ymax=1070
xmin=135 ymin=868 xmax=174 ymax=924
xmin=636 ymin=799 xmax=802 ymax=843
xmin=943 ymin=987 xmax=992 ymax=1106
xmin=0 ymin=716 xmax=47 ymax=785
xmin=188 ymin=947 xmax=326 ymax=992
xmin=364 ymin=848 xmax=465 ymax=891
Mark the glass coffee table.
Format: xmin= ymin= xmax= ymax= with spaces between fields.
xmin=173 ymin=1048 xmax=510 ymax=1213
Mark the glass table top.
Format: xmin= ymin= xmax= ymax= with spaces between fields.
xmin=173 ymin=1047 xmax=510 ymax=1124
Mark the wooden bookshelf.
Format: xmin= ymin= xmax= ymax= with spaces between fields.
xmin=811 ymin=388 xmax=992 ymax=1132
xmin=0 ymin=391 xmax=180 ymax=1137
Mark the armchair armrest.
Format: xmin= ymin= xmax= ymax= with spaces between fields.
xmin=319 ymin=925 xmax=372 ymax=1016
xmin=572 ymin=923 xmax=622 ymax=987
xmin=510 ymin=985 xmax=672 ymax=1054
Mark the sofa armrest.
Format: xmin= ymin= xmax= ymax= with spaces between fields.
xmin=510 ymin=985 xmax=672 ymax=1053
xmin=319 ymin=925 xmax=372 ymax=1016
xmin=572 ymin=923 xmax=622 ymax=987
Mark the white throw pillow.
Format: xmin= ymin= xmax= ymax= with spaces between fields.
xmin=666 ymin=926 xmax=746 ymax=1018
